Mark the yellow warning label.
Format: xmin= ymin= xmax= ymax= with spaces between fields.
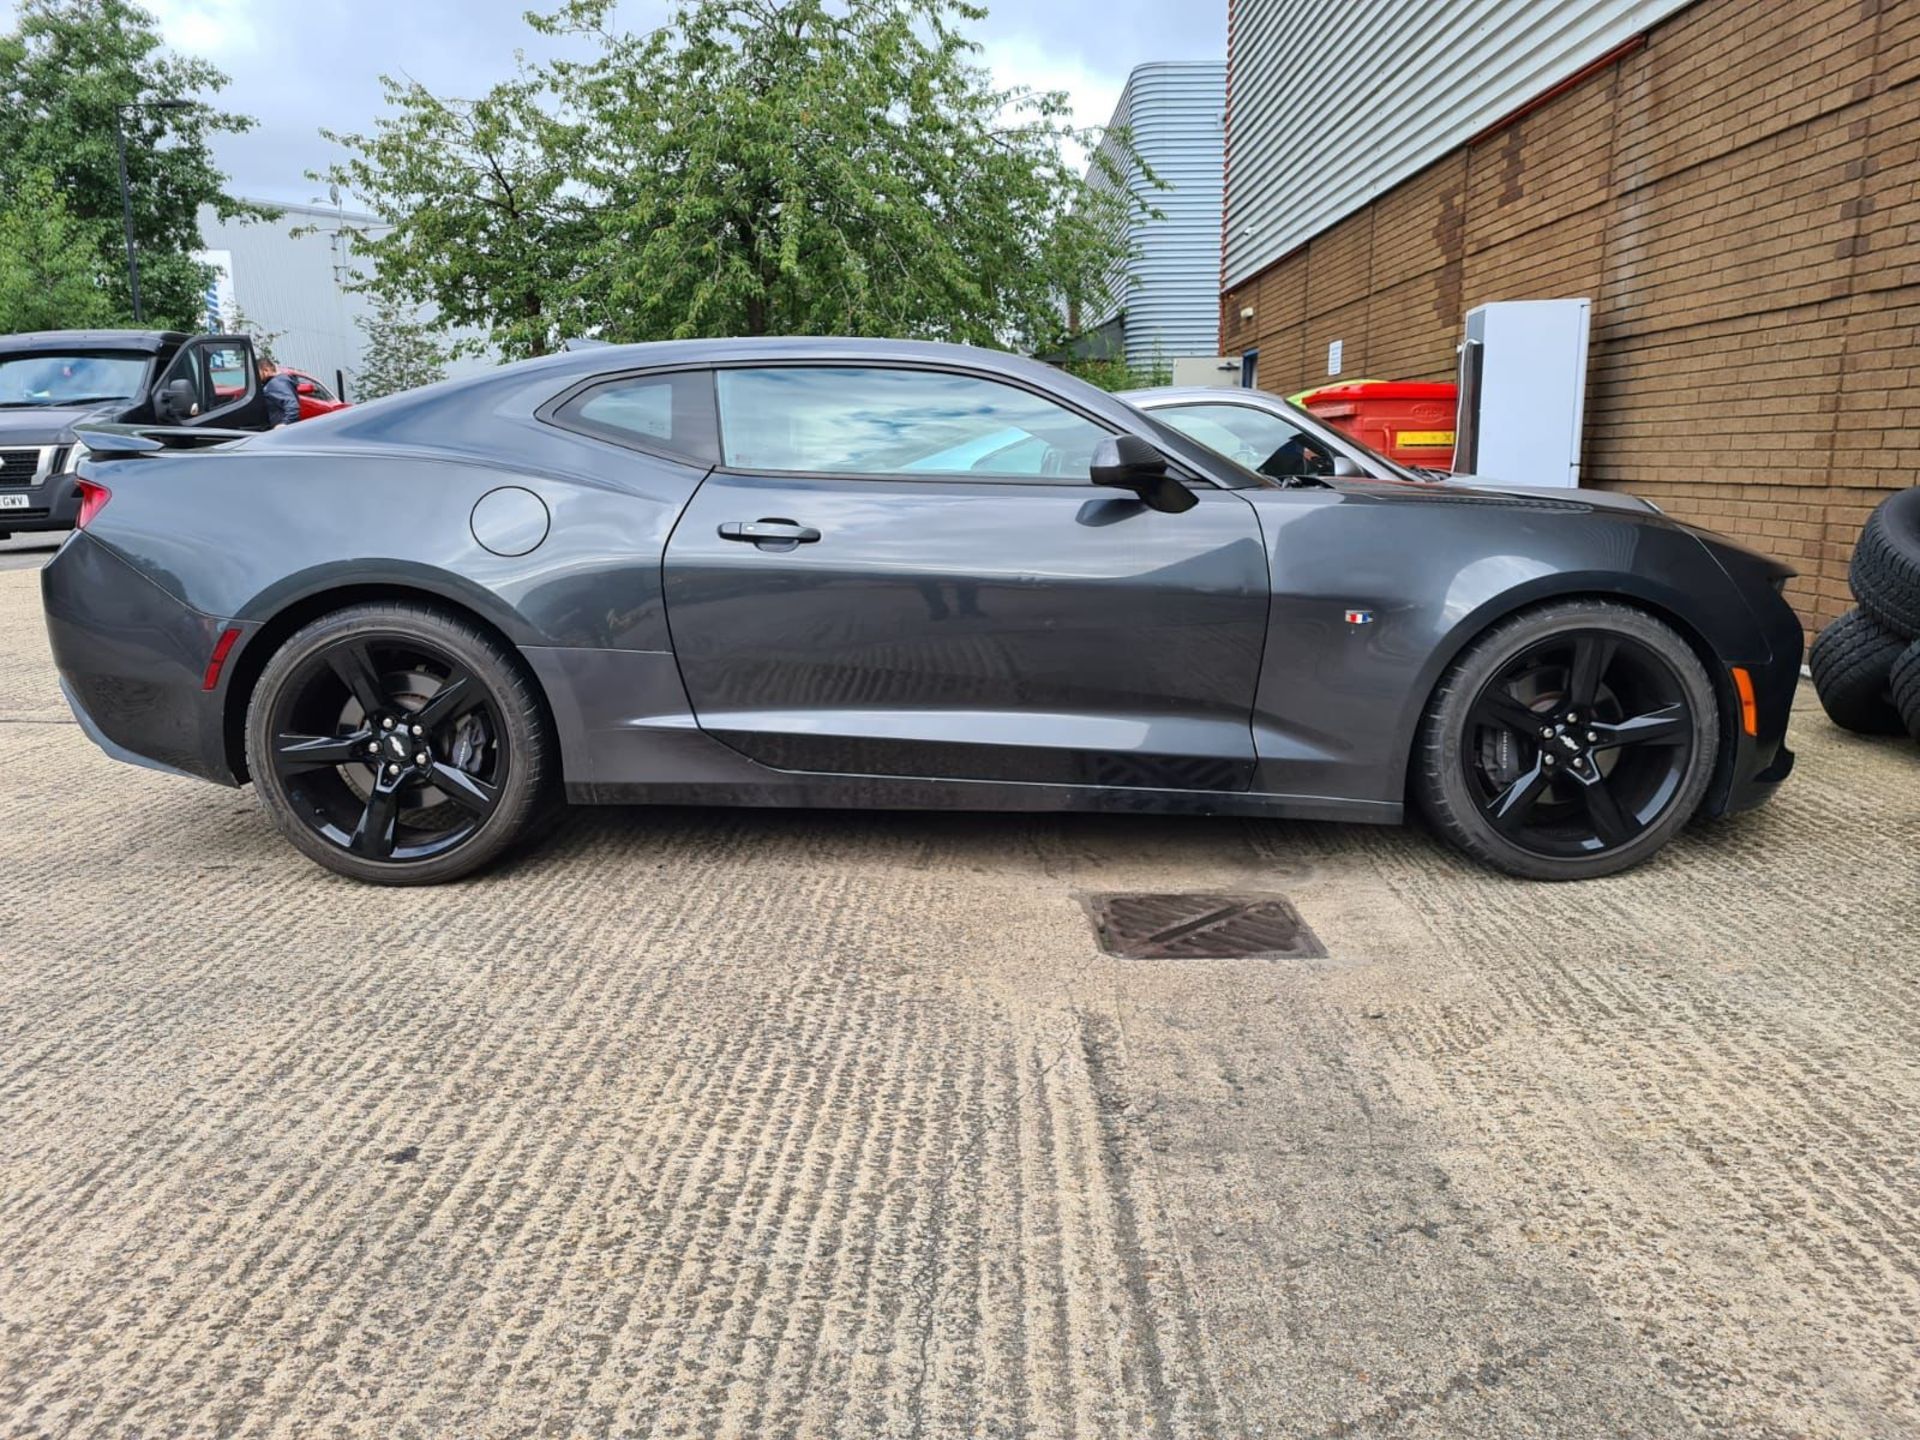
xmin=1395 ymin=430 xmax=1455 ymax=448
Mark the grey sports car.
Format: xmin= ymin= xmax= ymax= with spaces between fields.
xmin=41 ymin=338 xmax=1800 ymax=885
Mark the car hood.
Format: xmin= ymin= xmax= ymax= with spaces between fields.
xmin=0 ymin=401 xmax=126 ymax=446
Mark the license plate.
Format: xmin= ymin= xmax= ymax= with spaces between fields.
xmin=0 ymin=494 xmax=30 ymax=510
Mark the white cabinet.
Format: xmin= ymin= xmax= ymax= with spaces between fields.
xmin=1455 ymin=298 xmax=1592 ymax=487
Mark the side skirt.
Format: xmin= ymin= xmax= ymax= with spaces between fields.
xmin=565 ymin=775 xmax=1401 ymax=825
xmin=520 ymin=644 xmax=1401 ymax=826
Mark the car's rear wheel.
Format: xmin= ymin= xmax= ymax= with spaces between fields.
xmin=245 ymin=603 xmax=553 ymax=885
xmin=1415 ymin=600 xmax=1720 ymax=880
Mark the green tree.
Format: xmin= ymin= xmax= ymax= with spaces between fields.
xmin=317 ymin=70 xmax=592 ymax=360
xmin=539 ymin=0 xmax=1143 ymax=348
xmin=1059 ymin=354 xmax=1173 ymax=393
xmin=0 ymin=169 xmax=114 ymax=333
xmin=318 ymin=0 xmax=1147 ymax=357
xmin=352 ymin=294 xmax=450 ymax=401
xmin=0 ymin=0 xmax=269 ymax=330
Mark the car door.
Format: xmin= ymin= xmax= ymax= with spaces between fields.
xmin=661 ymin=362 xmax=1271 ymax=791
xmin=150 ymin=336 xmax=270 ymax=430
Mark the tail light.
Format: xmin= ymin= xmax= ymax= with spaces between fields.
xmin=75 ymin=479 xmax=111 ymax=529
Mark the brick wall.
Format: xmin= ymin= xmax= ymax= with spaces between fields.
xmin=1221 ymin=0 xmax=1919 ymax=634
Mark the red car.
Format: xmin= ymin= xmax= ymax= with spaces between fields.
xmin=283 ymin=367 xmax=350 ymax=421
xmin=212 ymin=365 xmax=350 ymax=421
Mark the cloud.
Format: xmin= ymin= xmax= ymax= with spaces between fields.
xmin=143 ymin=0 xmax=260 ymax=61
xmin=1 ymin=0 xmax=1223 ymax=206
xmin=978 ymin=31 xmax=1127 ymax=130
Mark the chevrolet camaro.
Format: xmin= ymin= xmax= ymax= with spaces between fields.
xmin=41 ymin=339 xmax=1800 ymax=884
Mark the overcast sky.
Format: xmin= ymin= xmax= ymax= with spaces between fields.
xmin=1 ymin=0 xmax=1224 ymax=208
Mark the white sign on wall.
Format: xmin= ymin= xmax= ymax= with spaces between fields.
xmin=193 ymin=249 xmax=234 ymax=333
xmin=1327 ymin=339 xmax=1344 ymax=376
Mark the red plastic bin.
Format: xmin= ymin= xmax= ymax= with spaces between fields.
xmin=1296 ymin=380 xmax=1458 ymax=471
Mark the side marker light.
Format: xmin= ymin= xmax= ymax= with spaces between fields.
xmin=202 ymin=627 xmax=242 ymax=692
xmin=1730 ymin=666 xmax=1758 ymax=737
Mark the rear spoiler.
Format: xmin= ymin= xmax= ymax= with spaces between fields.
xmin=74 ymin=423 xmax=256 ymax=458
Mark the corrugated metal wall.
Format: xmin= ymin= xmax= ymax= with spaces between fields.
xmin=196 ymin=200 xmax=495 ymax=395
xmin=1224 ymin=0 xmax=1693 ymax=289
xmin=1089 ymin=62 xmax=1227 ymax=362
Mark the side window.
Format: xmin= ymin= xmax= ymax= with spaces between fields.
xmin=551 ymin=370 xmax=718 ymax=463
xmin=204 ymin=345 xmax=251 ymax=401
xmin=1156 ymin=403 xmax=1334 ymax=480
xmin=714 ymin=366 xmax=1112 ymax=480
xmin=156 ymin=342 xmax=254 ymax=417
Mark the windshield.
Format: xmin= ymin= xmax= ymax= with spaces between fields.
xmin=0 ymin=352 xmax=149 ymax=407
xmin=1272 ymin=396 xmax=1430 ymax=483
xmin=1139 ymin=391 xmax=1431 ymax=485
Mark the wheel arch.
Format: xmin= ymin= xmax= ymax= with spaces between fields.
xmin=1398 ymin=578 xmax=1742 ymax=815
xmin=221 ymin=580 xmax=559 ymax=785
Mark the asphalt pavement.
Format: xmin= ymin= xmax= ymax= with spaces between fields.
xmin=1 ymin=566 xmax=1916 ymax=1439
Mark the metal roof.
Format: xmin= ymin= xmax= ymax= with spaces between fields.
xmin=0 ymin=330 xmax=186 ymax=354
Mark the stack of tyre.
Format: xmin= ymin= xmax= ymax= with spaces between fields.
xmin=1811 ymin=487 xmax=1920 ymax=742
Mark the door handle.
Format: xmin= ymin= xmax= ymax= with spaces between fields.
xmin=718 ymin=519 xmax=821 ymax=544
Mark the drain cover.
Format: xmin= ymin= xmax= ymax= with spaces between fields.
xmin=1081 ymin=892 xmax=1327 ymax=961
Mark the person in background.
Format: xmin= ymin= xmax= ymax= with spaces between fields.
xmin=258 ymin=355 xmax=301 ymax=428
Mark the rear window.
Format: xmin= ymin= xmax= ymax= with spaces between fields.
xmin=551 ymin=370 xmax=718 ymax=463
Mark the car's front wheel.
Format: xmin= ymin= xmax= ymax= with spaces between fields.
xmin=1415 ymin=600 xmax=1721 ymax=880
xmin=245 ymin=602 xmax=554 ymax=885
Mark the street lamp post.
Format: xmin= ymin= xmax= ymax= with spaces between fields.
xmin=113 ymin=99 xmax=194 ymax=325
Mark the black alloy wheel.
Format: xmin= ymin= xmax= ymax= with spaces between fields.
xmin=246 ymin=604 xmax=552 ymax=884
xmin=1417 ymin=600 xmax=1720 ymax=880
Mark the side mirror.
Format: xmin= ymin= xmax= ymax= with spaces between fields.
xmin=156 ymin=378 xmax=198 ymax=423
xmin=1330 ymin=456 xmax=1362 ymax=478
xmin=1090 ymin=434 xmax=1196 ymax=514
xmin=296 ymin=381 xmax=315 ymax=395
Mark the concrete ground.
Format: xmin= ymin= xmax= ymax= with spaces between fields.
xmin=1 ymin=562 xmax=1915 ymax=1440
xmin=0 ymin=535 xmax=60 ymax=573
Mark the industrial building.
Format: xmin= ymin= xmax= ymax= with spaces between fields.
xmin=1082 ymin=62 xmax=1227 ymax=369
xmin=195 ymin=199 xmax=492 ymax=397
xmin=1221 ymin=0 xmax=1918 ymax=632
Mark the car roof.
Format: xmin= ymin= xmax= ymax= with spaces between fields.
xmin=0 ymin=329 xmax=186 ymax=355
xmin=476 ymin=335 xmax=1104 ymax=389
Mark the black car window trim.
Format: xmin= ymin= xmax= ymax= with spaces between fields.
xmin=536 ymin=365 xmax=721 ymax=467
xmin=705 ymin=358 xmax=1227 ymax=491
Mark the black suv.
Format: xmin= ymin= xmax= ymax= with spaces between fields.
xmin=0 ymin=329 xmax=269 ymax=539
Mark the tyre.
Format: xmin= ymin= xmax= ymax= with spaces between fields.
xmin=245 ymin=602 xmax=554 ymax=884
xmin=1890 ymin=639 xmax=1920 ymax=744
xmin=1808 ymin=608 xmax=1906 ymax=736
xmin=1849 ymin=487 xmax=1920 ymax=639
xmin=1415 ymin=599 xmax=1720 ymax=881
